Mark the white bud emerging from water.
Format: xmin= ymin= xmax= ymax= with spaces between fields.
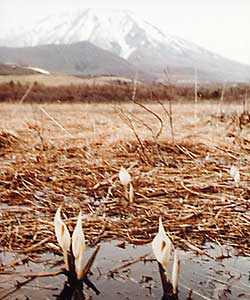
xmin=54 ymin=207 xmax=86 ymax=279
xmin=54 ymin=207 xmax=71 ymax=270
xmin=152 ymin=218 xmax=172 ymax=272
xmin=72 ymin=211 xmax=86 ymax=280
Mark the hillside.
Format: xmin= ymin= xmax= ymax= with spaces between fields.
xmin=0 ymin=41 xmax=142 ymax=78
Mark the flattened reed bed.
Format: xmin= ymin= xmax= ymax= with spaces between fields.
xmin=0 ymin=131 xmax=249 ymax=256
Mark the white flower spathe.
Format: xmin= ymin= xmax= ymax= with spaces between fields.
xmin=152 ymin=217 xmax=172 ymax=271
xmin=54 ymin=207 xmax=86 ymax=280
xmin=119 ymin=167 xmax=131 ymax=186
xmin=54 ymin=207 xmax=71 ymax=270
xmin=72 ymin=211 xmax=86 ymax=280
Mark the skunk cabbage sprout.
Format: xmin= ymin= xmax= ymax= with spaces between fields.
xmin=119 ymin=167 xmax=134 ymax=203
xmin=72 ymin=211 xmax=86 ymax=280
xmin=119 ymin=167 xmax=131 ymax=186
xmin=54 ymin=207 xmax=86 ymax=280
xmin=152 ymin=218 xmax=180 ymax=296
xmin=152 ymin=217 xmax=172 ymax=272
xmin=54 ymin=207 xmax=71 ymax=271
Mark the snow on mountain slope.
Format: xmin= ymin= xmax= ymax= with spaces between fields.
xmin=0 ymin=8 xmax=249 ymax=82
xmin=0 ymin=8 xmax=213 ymax=59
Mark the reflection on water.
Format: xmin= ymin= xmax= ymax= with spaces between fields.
xmin=0 ymin=242 xmax=249 ymax=300
xmin=56 ymin=282 xmax=85 ymax=300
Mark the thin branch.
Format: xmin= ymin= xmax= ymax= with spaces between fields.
xmin=131 ymin=76 xmax=164 ymax=139
xmin=39 ymin=106 xmax=74 ymax=138
xmin=19 ymin=81 xmax=35 ymax=104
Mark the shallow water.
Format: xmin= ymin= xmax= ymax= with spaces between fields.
xmin=0 ymin=241 xmax=249 ymax=300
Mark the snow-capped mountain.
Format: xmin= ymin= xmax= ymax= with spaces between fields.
xmin=0 ymin=9 xmax=177 ymax=58
xmin=0 ymin=9 xmax=222 ymax=60
xmin=0 ymin=8 xmax=249 ymax=82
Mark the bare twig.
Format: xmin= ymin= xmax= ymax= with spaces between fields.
xmin=39 ymin=106 xmax=74 ymax=137
xmin=19 ymin=82 xmax=35 ymax=104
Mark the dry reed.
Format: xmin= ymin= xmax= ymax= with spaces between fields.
xmin=0 ymin=124 xmax=249 ymax=256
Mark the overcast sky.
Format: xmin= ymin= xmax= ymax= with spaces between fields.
xmin=1 ymin=0 xmax=250 ymax=66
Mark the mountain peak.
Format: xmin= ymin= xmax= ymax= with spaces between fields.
xmin=0 ymin=8 xmax=249 ymax=83
xmin=0 ymin=8 xmax=170 ymax=58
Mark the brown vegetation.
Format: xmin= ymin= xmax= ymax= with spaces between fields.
xmin=0 ymin=102 xmax=249 ymax=256
xmin=0 ymin=80 xmax=248 ymax=103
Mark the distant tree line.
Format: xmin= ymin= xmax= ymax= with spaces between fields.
xmin=0 ymin=80 xmax=248 ymax=103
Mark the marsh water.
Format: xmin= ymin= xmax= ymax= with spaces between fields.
xmin=0 ymin=241 xmax=249 ymax=300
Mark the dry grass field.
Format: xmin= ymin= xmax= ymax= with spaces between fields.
xmin=0 ymin=74 xmax=95 ymax=86
xmin=0 ymin=101 xmax=250 ymax=256
xmin=0 ymin=74 xmax=133 ymax=87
